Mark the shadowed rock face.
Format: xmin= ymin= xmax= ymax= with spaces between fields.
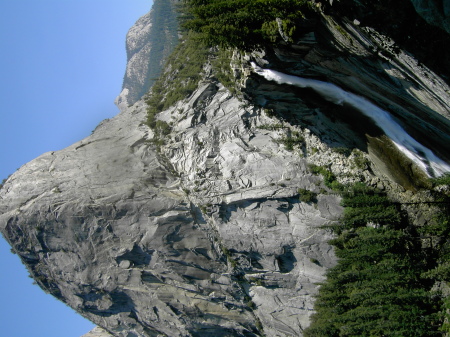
xmin=410 ymin=0 xmax=450 ymax=35
xmin=2 ymin=1 xmax=450 ymax=337
xmin=322 ymin=0 xmax=450 ymax=77
xmin=234 ymin=14 xmax=450 ymax=193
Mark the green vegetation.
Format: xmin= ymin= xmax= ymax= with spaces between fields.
xmin=249 ymin=277 xmax=265 ymax=287
xmin=144 ymin=29 xmax=243 ymax=140
xmin=279 ymin=130 xmax=304 ymax=151
xmin=342 ymin=202 xmax=401 ymax=229
xmin=141 ymin=2 xmax=450 ymax=334
xmin=339 ymin=190 xmax=402 ymax=230
xmin=308 ymin=164 xmax=344 ymax=191
xmin=263 ymin=108 xmax=276 ymax=118
xmin=211 ymin=47 xmax=239 ymax=94
xmin=430 ymin=173 xmax=450 ymax=188
xmin=221 ymin=245 xmax=237 ymax=268
xmin=331 ymin=146 xmax=352 ymax=157
xmin=421 ymin=177 xmax=450 ymax=334
xmin=310 ymin=257 xmax=321 ymax=265
xmin=180 ymin=0 xmax=314 ymax=50
xmin=305 ymin=227 xmax=439 ymax=336
xmin=298 ymin=188 xmax=316 ymax=203
xmin=303 ymin=180 xmax=450 ymax=336
xmin=0 ymin=174 xmax=11 ymax=190
xmin=340 ymin=193 xmax=390 ymax=207
xmin=145 ymin=31 xmax=209 ymax=122
xmin=352 ymin=149 xmax=370 ymax=170
xmin=145 ymin=31 xmax=210 ymax=143
xmin=257 ymin=123 xmax=285 ymax=131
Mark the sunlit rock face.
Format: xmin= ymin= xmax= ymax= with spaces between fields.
xmin=1 ymin=1 xmax=450 ymax=337
xmin=82 ymin=327 xmax=113 ymax=337
xmin=0 ymin=86 xmax=341 ymax=337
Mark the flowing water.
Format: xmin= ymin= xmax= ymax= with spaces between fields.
xmin=252 ymin=63 xmax=450 ymax=177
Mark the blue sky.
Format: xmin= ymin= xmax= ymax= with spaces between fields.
xmin=0 ymin=1 xmax=153 ymax=336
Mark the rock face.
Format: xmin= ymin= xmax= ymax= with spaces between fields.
xmin=81 ymin=327 xmax=113 ymax=337
xmin=0 ymin=84 xmax=341 ymax=337
xmin=1 ymin=1 xmax=450 ymax=337
xmin=410 ymin=0 xmax=450 ymax=35
xmin=115 ymin=0 xmax=179 ymax=110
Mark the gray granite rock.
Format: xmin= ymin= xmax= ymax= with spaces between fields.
xmin=1 ymin=2 xmax=450 ymax=337
xmin=81 ymin=327 xmax=113 ymax=337
xmin=0 ymin=84 xmax=341 ymax=336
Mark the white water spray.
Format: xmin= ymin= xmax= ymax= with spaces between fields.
xmin=251 ymin=63 xmax=450 ymax=177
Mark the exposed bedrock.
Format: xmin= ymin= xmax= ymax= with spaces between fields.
xmin=0 ymin=90 xmax=341 ymax=336
xmin=241 ymin=12 xmax=450 ymax=188
xmin=1 ymin=2 xmax=450 ymax=337
xmin=81 ymin=327 xmax=114 ymax=337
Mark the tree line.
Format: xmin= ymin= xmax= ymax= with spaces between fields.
xmin=304 ymin=179 xmax=450 ymax=336
xmin=179 ymin=0 xmax=314 ymax=50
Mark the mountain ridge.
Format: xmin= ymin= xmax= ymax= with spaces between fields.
xmin=1 ymin=1 xmax=450 ymax=336
xmin=115 ymin=0 xmax=179 ymax=111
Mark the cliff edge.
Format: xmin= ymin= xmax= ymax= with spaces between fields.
xmin=1 ymin=1 xmax=450 ymax=336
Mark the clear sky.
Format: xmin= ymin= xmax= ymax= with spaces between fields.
xmin=0 ymin=1 xmax=153 ymax=336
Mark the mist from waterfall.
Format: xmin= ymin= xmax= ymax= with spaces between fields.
xmin=252 ymin=63 xmax=450 ymax=177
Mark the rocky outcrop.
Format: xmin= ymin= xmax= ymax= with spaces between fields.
xmin=1 ymin=1 xmax=450 ymax=337
xmin=82 ymin=327 xmax=113 ymax=337
xmin=115 ymin=0 xmax=179 ymax=110
xmin=224 ymin=11 xmax=450 ymax=192
xmin=324 ymin=0 xmax=450 ymax=80
xmin=0 ymin=78 xmax=342 ymax=337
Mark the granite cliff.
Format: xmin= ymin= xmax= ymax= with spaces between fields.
xmin=115 ymin=0 xmax=179 ymax=110
xmin=1 ymin=1 xmax=450 ymax=336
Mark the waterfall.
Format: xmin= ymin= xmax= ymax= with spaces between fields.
xmin=252 ymin=63 xmax=450 ymax=177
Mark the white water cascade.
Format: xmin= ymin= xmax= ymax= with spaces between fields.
xmin=252 ymin=63 xmax=450 ymax=177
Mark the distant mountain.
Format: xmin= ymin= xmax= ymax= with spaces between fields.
xmin=1 ymin=1 xmax=450 ymax=336
xmin=115 ymin=0 xmax=179 ymax=110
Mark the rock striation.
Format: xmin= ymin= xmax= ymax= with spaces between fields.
xmin=0 ymin=80 xmax=341 ymax=337
xmin=1 ymin=1 xmax=450 ymax=337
